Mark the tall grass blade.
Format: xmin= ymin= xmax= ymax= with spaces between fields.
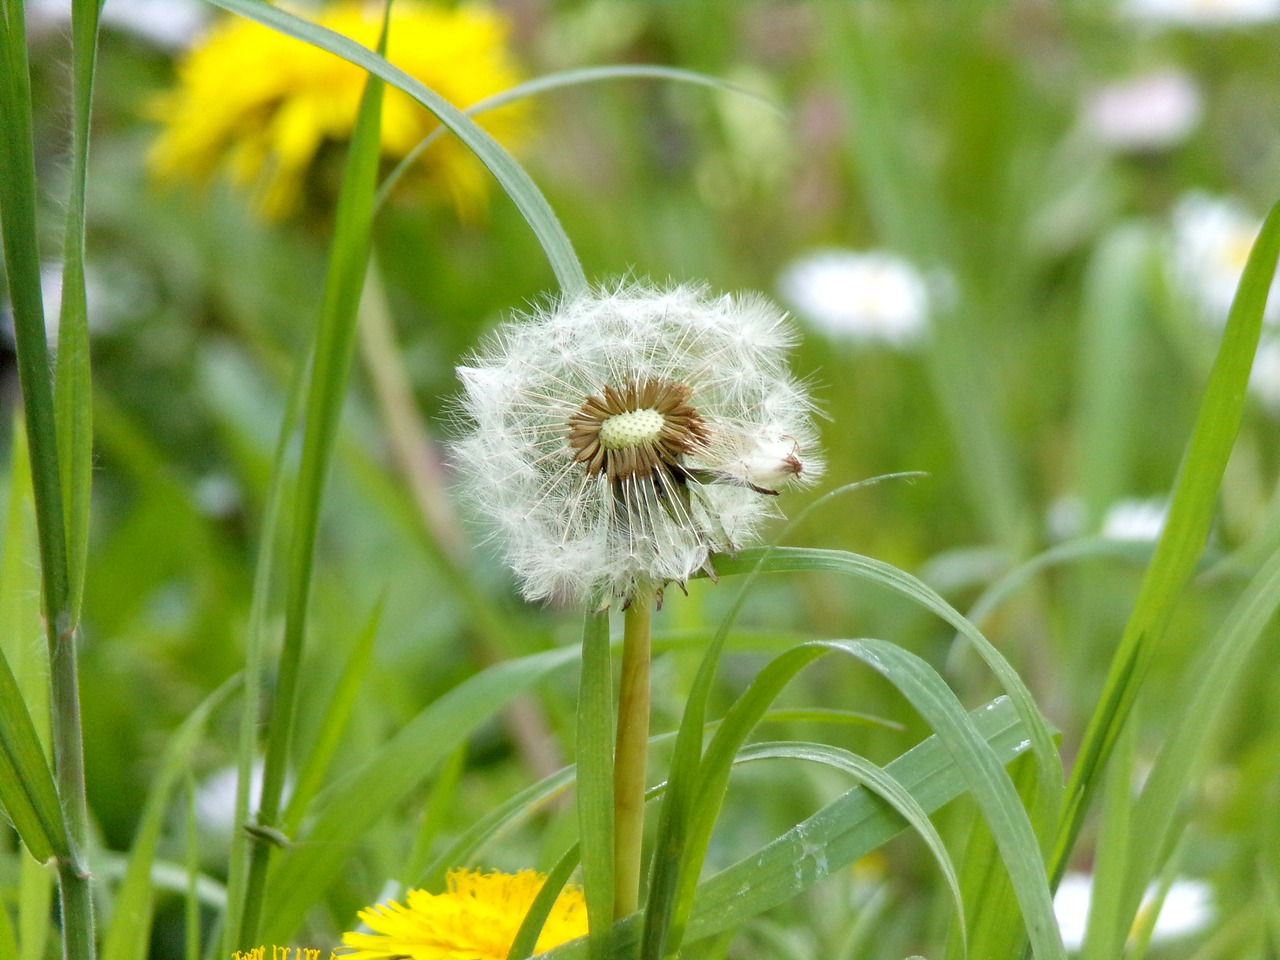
xmin=546 ymin=696 xmax=1038 ymax=958
xmin=1111 ymin=539 xmax=1280 ymax=936
xmin=201 ymin=0 xmax=586 ymax=294
xmin=667 ymin=639 xmax=1063 ymax=960
xmin=233 ymin=11 xmax=389 ymax=948
xmin=1051 ymin=197 xmax=1280 ymax=884
xmin=53 ymin=0 xmax=102 ymax=620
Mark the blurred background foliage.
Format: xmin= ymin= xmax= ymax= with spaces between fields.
xmin=4 ymin=2 xmax=1280 ymax=957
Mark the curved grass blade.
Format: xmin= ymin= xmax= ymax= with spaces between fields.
xmin=545 ymin=696 xmax=1036 ymax=958
xmin=101 ymin=678 xmax=239 ymax=960
xmin=667 ymin=639 xmax=1062 ymax=960
xmin=201 ymin=0 xmax=586 ymax=294
xmin=1051 ymin=197 xmax=1280 ymax=885
xmin=734 ymin=740 xmax=967 ymax=955
xmin=259 ymin=647 xmax=579 ymax=944
xmin=375 ymin=65 xmax=780 ymax=212
xmin=644 ymin=478 xmax=944 ymax=960
xmin=716 ymin=547 xmax=1062 ymax=817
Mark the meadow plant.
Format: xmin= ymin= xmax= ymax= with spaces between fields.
xmin=4 ymin=5 xmax=1280 ymax=960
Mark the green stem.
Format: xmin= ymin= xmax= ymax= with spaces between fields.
xmin=613 ymin=593 xmax=653 ymax=918
xmin=51 ymin=624 xmax=95 ymax=960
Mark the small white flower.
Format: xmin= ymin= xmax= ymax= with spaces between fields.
xmin=777 ymin=249 xmax=930 ymax=348
xmin=1082 ymin=69 xmax=1202 ymax=152
xmin=1121 ymin=0 xmax=1280 ymax=25
xmin=452 ymin=281 xmax=820 ymax=607
xmin=1054 ymin=873 xmax=1094 ymax=952
xmin=1054 ymin=872 xmax=1215 ymax=952
xmin=1102 ymin=497 xmax=1168 ymax=541
xmin=1170 ymin=192 xmax=1280 ymax=327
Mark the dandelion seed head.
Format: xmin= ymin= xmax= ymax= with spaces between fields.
xmin=452 ymin=281 xmax=820 ymax=606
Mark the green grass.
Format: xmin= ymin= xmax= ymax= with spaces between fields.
xmin=3 ymin=4 xmax=1280 ymax=960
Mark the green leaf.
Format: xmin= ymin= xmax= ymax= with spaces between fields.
xmin=100 ymin=678 xmax=239 ymax=960
xmin=544 ymin=696 xmax=1038 ymax=958
xmin=669 ymin=640 xmax=1063 ymax=960
xmin=716 ymin=547 xmax=1062 ymax=822
xmin=0 ymin=0 xmax=71 ymax=639
xmin=735 ymin=740 xmax=967 ymax=955
xmin=0 ymin=428 xmax=68 ymax=863
xmin=259 ymin=647 xmax=579 ymax=944
xmin=507 ymin=846 xmax=585 ymax=960
xmin=201 ymin=0 xmax=586 ymax=294
xmin=53 ymin=0 xmax=102 ymax=622
xmin=234 ymin=12 xmax=389 ymax=948
xmin=1052 ymin=197 xmax=1280 ymax=883
xmin=375 ymin=64 xmax=780 ymax=213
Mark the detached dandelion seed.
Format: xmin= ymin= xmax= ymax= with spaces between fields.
xmin=452 ymin=281 xmax=820 ymax=608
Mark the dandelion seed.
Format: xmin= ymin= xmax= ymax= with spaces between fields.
xmin=341 ymin=868 xmax=587 ymax=960
xmin=148 ymin=1 xmax=527 ymax=220
xmin=452 ymin=281 xmax=820 ymax=607
xmin=776 ymin=248 xmax=931 ymax=348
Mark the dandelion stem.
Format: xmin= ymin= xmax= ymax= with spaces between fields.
xmin=613 ymin=592 xmax=653 ymax=918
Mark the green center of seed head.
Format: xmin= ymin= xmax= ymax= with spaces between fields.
xmin=599 ymin=408 xmax=665 ymax=450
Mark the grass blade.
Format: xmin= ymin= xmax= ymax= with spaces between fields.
xmin=1051 ymin=197 xmax=1280 ymax=884
xmin=53 ymin=0 xmax=102 ymax=621
xmin=545 ymin=696 xmax=1037 ymax=958
xmin=375 ymin=64 xmax=780 ymax=212
xmin=234 ymin=11 xmax=389 ymax=947
xmin=736 ymin=740 xmax=967 ymax=954
xmin=669 ymin=639 xmax=1062 ymax=960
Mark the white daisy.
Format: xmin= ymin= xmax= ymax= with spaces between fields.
xmin=452 ymin=281 xmax=820 ymax=607
xmin=1170 ymin=192 xmax=1280 ymax=326
xmin=1101 ymin=498 xmax=1169 ymax=541
xmin=777 ymin=249 xmax=931 ymax=348
xmin=1082 ymin=69 xmax=1202 ymax=152
xmin=1054 ymin=872 xmax=1215 ymax=952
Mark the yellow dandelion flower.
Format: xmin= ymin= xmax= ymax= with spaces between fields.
xmin=149 ymin=2 xmax=528 ymax=220
xmin=341 ymin=869 xmax=588 ymax=960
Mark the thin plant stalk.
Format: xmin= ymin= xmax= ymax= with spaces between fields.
xmin=614 ymin=592 xmax=654 ymax=918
